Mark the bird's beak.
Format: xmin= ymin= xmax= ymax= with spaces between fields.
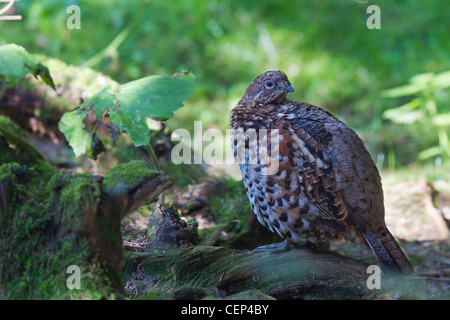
xmin=282 ymin=85 xmax=294 ymax=93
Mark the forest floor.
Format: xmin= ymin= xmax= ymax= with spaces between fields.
xmin=121 ymin=165 xmax=450 ymax=299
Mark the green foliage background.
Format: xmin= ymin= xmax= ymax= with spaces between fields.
xmin=1 ymin=0 xmax=449 ymax=168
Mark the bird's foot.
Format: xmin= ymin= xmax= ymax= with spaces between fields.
xmin=253 ymin=239 xmax=310 ymax=254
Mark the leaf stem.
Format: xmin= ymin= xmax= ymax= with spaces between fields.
xmin=82 ymin=24 xmax=133 ymax=68
xmin=145 ymin=143 xmax=165 ymax=202
xmin=145 ymin=144 xmax=161 ymax=172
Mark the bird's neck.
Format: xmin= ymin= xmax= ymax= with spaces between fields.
xmin=230 ymin=99 xmax=292 ymax=130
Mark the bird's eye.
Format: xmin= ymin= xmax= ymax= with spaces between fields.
xmin=265 ymin=80 xmax=274 ymax=88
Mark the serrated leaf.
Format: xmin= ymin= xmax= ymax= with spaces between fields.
xmin=58 ymin=71 xmax=194 ymax=157
xmin=119 ymin=72 xmax=195 ymax=121
xmin=0 ymin=44 xmax=55 ymax=89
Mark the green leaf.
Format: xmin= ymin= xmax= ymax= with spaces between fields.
xmin=431 ymin=113 xmax=450 ymax=126
xmin=418 ymin=146 xmax=442 ymax=161
xmin=78 ymin=85 xmax=115 ymax=119
xmin=111 ymin=71 xmax=195 ymax=146
xmin=382 ymin=70 xmax=450 ymax=98
xmin=382 ymin=99 xmax=424 ymax=124
xmin=120 ymin=72 xmax=195 ymax=120
xmin=433 ymin=70 xmax=450 ymax=90
xmin=0 ymin=44 xmax=55 ymax=89
xmin=58 ymin=109 xmax=93 ymax=158
xmin=58 ymin=71 xmax=195 ymax=157
xmin=381 ymin=82 xmax=427 ymax=98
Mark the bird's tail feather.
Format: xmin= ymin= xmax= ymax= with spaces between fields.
xmin=363 ymin=229 xmax=414 ymax=275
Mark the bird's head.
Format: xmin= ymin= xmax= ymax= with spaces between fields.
xmin=242 ymin=70 xmax=294 ymax=105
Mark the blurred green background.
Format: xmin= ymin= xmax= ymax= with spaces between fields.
xmin=1 ymin=0 xmax=449 ymax=171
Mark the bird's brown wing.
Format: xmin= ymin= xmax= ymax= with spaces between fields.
xmin=275 ymin=105 xmax=373 ymax=233
xmin=279 ymin=116 xmax=350 ymax=224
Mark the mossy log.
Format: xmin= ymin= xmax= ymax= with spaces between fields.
xmin=123 ymin=245 xmax=372 ymax=300
xmin=124 ymin=243 xmax=426 ymax=300
xmin=122 ymin=204 xmax=423 ymax=300
xmin=0 ymin=123 xmax=171 ymax=300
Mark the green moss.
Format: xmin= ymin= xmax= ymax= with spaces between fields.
xmin=121 ymin=246 xmax=233 ymax=299
xmin=0 ymin=162 xmax=119 ymax=299
xmin=103 ymin=160 xmax=159 ymax=197
xmin=137 ymin=287 xmax=174 ymax=300
xmin=54 ymin=171 xmax=101 ymax=232
xmin=227 ymin=289 xmax=275 ymax=300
